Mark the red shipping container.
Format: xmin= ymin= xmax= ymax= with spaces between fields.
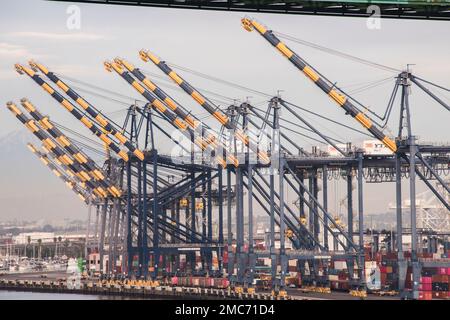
xmin=171 ymin=276 xmax=178 ymax=286
xmin=433 ymin=275 xmax=442 ymax=283
xmin=379 ymin=266 xmax=387 ymax=273
xmin=423 ymin=283 xmax=432 ymax=291
xmin=424 ymin=292 xmax=433 ymax=300
xmin=381 ymin=273 xmax=387 ymax=285
xmin=447 ymin=267 xmax=450 ymax=276
xmin=438 ymin=292 xmax=447 ymax=299
xmin=438 ymin=268 xmax=447 ymax=275
xmin=421 ymin=276 xmax=432 ymax=284
xmin=418 ymin=291 xmax=425 ymax=300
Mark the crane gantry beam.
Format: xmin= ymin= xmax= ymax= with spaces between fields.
xmin=241 ymin=17 xmax=397 ymax=153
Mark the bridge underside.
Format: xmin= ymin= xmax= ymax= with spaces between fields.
xmin=50 ymin=0 xmax=450 ymax=20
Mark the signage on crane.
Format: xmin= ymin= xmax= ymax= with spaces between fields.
xmin=363 ymin=140 xmax=394 ymax=155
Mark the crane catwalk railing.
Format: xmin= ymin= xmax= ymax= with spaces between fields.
xmin=139 ymin=50 xmax=271 ymax=164
xmin=15 ymin=64 xmax=130 ymax=162
xmin=241 ymin=18 xmax=397 ymax=153
xmin=28 ymin=61 xmax=145 ymax=161
xmin=113 ymin=57 xmax=240 ymax=167
xmin=20 ymin=99 xmax=122 ymax=197
xmin=6 ymin=102 xmax=108 ymax=198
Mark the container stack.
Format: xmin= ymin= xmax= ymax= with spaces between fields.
xmin=419 ymin=267 xmax=450 ymax=300
xmin=379 ymin=253 xmax=398 ymax=289
xmin=328 ymin=260 xmax=349 ymax=291
xmin=418 ymin=274 xmax=433 ymax=300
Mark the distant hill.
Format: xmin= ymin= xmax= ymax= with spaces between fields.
xmin=0 ymin=130 xmax=86 ymax=221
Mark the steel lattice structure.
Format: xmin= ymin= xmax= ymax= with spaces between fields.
xmin=5 ymin=18 xmax=449 ymax=300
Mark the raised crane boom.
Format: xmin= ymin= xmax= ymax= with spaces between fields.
xmin=6 ymin=102 xmax=108 ymax=198
xmin=113 ymin=57 xmax=239 ymax=167
xmin=21 ymin=99 xmax=121 ymax=197
xmin=15 ymin=64 xmax=130 ymax=162
xmin=104 ymin=60 xmax=230 ymax=168
xmin=28 ymin=61 xmax=145 ymax=161
xmin=139 ymin=50 xmax=271 ymax=164
xmin=241 ymin=18 xmax=397 ymax=153
xmin=27 ymin=143 xmax=90 ymax=203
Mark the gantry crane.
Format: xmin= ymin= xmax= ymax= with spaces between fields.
xmin=139 ymin=50 xmax=271 ymax=164
xmin=241 ymin=17 xmax=397 ymax=153
xmin=104 ymin=60 xmax=234 ymax=168
xmin=113 ymin=57 xmax=239 ymax=167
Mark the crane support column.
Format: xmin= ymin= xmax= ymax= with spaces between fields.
xmin=226 ymin=167 xmax=234 ymax=281
xmin=347 ymin=167 xmax=355 ymax=283
xmin=396 ymin=152 xmax=407 ymax=297
xmin=247 ymin=163 xmax=255 ymax=288
xmin=357 ymin=152 xmax=365 ymax=289
xmin=410 ymin=136 xmax=420 ymax=300
xmin=218 ymin=165 xmax=224 ymax=274
xmin=323 ymin=165 xmax=329 ymax=250
xmin=152 ymin=150 xmax=159 ymax=280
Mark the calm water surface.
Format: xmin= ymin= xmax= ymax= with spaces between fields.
xmin=0 ymin=290 xmax=155 ymax=300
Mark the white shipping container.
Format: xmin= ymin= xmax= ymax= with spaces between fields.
xmin=334 ymin=261 xmax=347 ymax=270
xmin=327 ymin=144 xmax=348 ymax=157
xmin=363 ymin=140 xmax=394 ymax=155
xmin=365 ymin=261 xmax=381 ymax=291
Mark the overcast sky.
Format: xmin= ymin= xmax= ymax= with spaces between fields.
xmin=0 ymin=0 xmax=448 ymax=222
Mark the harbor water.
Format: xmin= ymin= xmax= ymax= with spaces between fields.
xmin=0 ymin=290 xmax=161 ymax=300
